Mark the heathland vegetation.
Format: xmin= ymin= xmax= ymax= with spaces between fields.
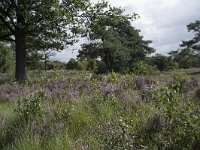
xmin=0 ymin=0 xmax=200 ymax=149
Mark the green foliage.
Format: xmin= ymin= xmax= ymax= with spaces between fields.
xmin=66 ymin=59 xmax=79 ymax=70
xmin=150 ymin=54 xmax=178 ymax=71
xmin=0 ymin=42 xmax=14 ymax=73
xmin=96 ymin=61 xmax=109 ymax=74
xmin=181 ymin=20 xmax=200 ymax=53
xmin=47 ymin=61 xmax=65 ymax=70
xmin=100 ymin=117 xmax=135 ymax=150
xmin=0 ymin=0 xmax=91 ymax=81
xmin=78 ymin=2 xmax=154 ymax=73
xmin=133 ymin=61 xmax=158 ymax=75
xmin=16 ymin=91 xmax=46 ymax=122
xmin=86 ymin=59 xmax=97 ymax=71
xmin=0 ymin=70 xmax=200 ymax=149
xmin=169 ymin=48 xmax=200 ymax=69
xmin=66 ymin=59 xmax=97 ymax=71
xmin=149 ymin=85 xmax=200 ymax=149
xmin=169 ymin=20 xmax=200 ymax=69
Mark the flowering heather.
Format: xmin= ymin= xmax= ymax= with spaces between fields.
xmin=184 ymin=77 xmax=198 ymax=89
xmin=135 ymin=76 xmax=157 ymax=94
xmin=67 ymin=80 xmax=91 ymax=100
xmin=45 ymin=80 xmax=67 ymax=99
xmin=100 ymin=82 xmax=125 ymax=97
xmin=0 ymin=84 xmax=37 ymax=102
xmin=44 ymin=79 xmax=92 ymax=100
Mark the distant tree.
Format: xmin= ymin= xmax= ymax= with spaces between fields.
xmin=0 ymin=0 xmax=90 ymax=82
xmin=78 ymin=2 xmax=154 ymax=73
xmin=168 ymin=48 xmax=200 ymax=68
xmin=47 ymin=61 xmax=65 ymax=70
xmin=66 ymin=58 xmax=79 ymax=70
xmin=181 ymin=20 xmax=200 ymax=53
xmin=150 ymin=54 xmax=178 ymax=71
xmin=0 ymin=42 xmax=14 ymax=73
xmin=167 ymin=20 xmax=200 ymax=69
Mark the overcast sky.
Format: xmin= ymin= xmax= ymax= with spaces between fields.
xmin=52 ymin=0 xmax=200 ymax=62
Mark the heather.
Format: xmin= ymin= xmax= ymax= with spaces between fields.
xmin=0 ymin=70 xmax=199 ymax=150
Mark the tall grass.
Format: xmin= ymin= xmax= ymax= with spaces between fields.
xmin=0 ymin=70 xmax=199 ymax=149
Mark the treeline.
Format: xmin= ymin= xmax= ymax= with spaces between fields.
xmin=65 ymin=19 xmax=200 ymax=73
xmin=0 ymin=0 xmax=199 ymax=77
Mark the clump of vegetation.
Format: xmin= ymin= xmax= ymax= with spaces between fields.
xmin=0 ymin=0 xmax=200 ymax=149
xmin=132 ymin=61 xmax=158 ymax=75
xmin=0 ymin=70 xmax=199 ymax=149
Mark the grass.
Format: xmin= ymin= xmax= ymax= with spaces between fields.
xmin=0 ymin=70 xmax=200 ymax=149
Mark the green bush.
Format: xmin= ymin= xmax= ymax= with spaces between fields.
xmin=86 ymin=59 xmax=97 ymax=72
xmin=138 ymin=84 xmax=200 ymax=149
xmin=66 ymin=59 xmax=88 ymax=70
xmin=0 ymin=42 xmax=15 ymax=73
xmin=16 ymin=91 xmax=46 ymax=123
xmin=96 ymin=61 xmax=109 ymax=74
xmin=133 ymin=61 xmax=158 ymax=75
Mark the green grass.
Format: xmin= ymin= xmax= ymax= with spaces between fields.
xmin=0 ymin=70 xmax=199 ymax=149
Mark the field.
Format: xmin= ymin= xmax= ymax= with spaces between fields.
xmin=0 ymin=70 xmax=200 ymax=150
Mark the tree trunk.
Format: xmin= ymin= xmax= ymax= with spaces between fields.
xmin=15 ymin=0 xmax=27 ymax=83
xmin=15 ymin=29 xmax=27 ymax=83
xmin=44 ymin=60 xmax=47 ymax=71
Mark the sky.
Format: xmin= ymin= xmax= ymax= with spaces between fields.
xmin=52 ymin=0 xmax=200 ymax=62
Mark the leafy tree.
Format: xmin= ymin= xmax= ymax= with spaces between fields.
xmin=181 ymin=20 xmax=200 ymax=53
xmin=66 ymin=58 xmax=79 ymax=70
xmin=150 ymin=54 xmax=178 ymax=71
xmin=168 ymin=48 xmax=200 ymax=68
xmin=47 ymin=60 xmax=65 ymax=70
xmin=78 ymin=2 xmax=154 ymax=73
xmin=0 ymin=42 xmax=15 ymax=73
xmin=168 ymin=20 xmax=200 ymax=69
xmin=0 ymin=0 xmax=90 ymax=82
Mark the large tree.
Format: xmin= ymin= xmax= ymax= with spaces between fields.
xmin=78 ymin=2 xmax=154 ymax=73
xmin=181 ymin=20 xmax=200 ymax=52
xmin=0 ymin=0 xmax=89 ymax=82
xmin=168 ymin=20 xmax=200 ymax=69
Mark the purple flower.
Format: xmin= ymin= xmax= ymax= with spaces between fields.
xmin=100 ymin=83 xmax=125 ymax=97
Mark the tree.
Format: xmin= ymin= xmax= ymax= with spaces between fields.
xmin=78 ymin=2 xmax=154 ymax=73
xmin=150 ymin=54 xmax=178 ymax=71
xmin=0 ymin=0 xmax=90 ymax=82
xmin=168 ymin=48 xmax=200 ymax=68
xmin=168 ymin=20 xmax=200 ymax=69
xmin=181 ymin=20 xmax=200 ymax=53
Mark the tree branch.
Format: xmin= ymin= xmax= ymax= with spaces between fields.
xmin=0 ymin=35 xmax=15 ymax=42
xmin=0 ymin=15 xmax=15 ymax=34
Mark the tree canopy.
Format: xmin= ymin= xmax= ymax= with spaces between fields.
xmin=181 ymin=20 xmax=200 ymax=53
xmin=0 ymin=0 xmax=90 ymax=82
xmin=78 ymin=2 xmax=154 ymax=73
xmin=168 ymin=20 xmax=200 ymax=69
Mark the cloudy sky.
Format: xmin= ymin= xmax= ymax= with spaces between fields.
xmin=53 ymin=0 xmax=200 ymax=62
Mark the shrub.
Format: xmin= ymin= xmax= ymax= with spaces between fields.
xmin=86 ymin=59 xmax=97 ymax=72
xmin=16 ymin=91 xmax=46 ymax=123
xmin=132 ymin=61 xmax=158 ymax=75
xmin=96 ymin=61 xmax=109 ymax=74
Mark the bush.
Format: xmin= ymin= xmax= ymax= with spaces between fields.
xmin=86 ymin=59 xmax=97 ymax=72
xmin=96 ymin=61 xmax=109 ymax=74
xmin=66 ymin=59 xmax=87 ymax=71
xmin=145 ymin=84 xmax=200 ymax=149
xmin=132 ymin=61 xmax=158 ymax=75
xmin=16 ymin=91 xmax=46 ymax=123
xmin=0 ymin=42 xmax=15 ymax=73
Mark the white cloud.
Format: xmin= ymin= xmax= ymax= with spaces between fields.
xmin=53 ymin=0 xmax=200 ymax=62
